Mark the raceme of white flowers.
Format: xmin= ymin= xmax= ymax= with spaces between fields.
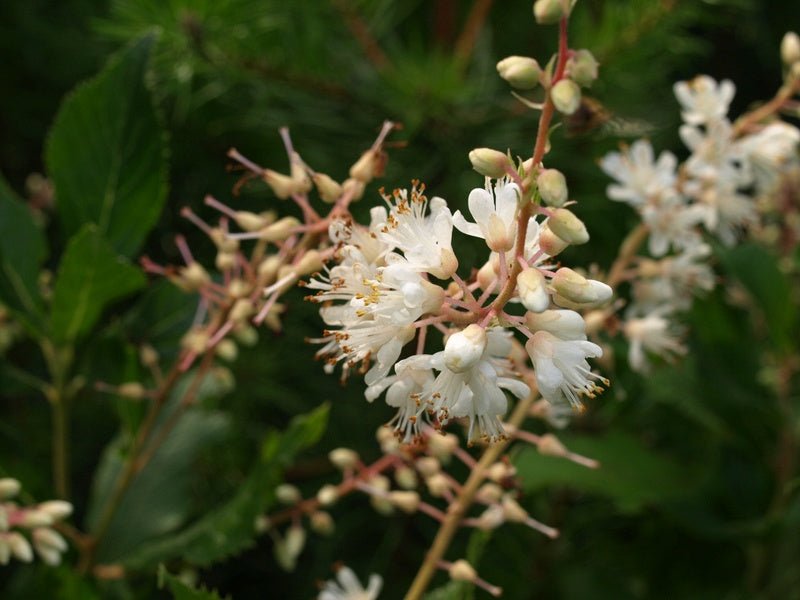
xmin=601 ymin=66 xmax=800 ymax=372
xmin=307 ymin=172 xmax=611 ymax=443
xmin=0 ymin=478 xmax=72 ymax=567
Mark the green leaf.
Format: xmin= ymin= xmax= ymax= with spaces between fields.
xmin=0 ymin=173 xmax=47 ymax=335
xmin=157 ymin=565 xmax=229 ymax=600
xmin=718 ymin=243 xmax=797 ymax=353
xmin=515 ymin=432 xmax=692 ymax=513
xmin=122 ymin=403 xmax=330 ymax=570
xmin=45 ymin=33 xmax=168 ymax=257
xmin=50 ymin=225 xmax=145 ymax=343
xmin=86 ymin=409 xmax=231 ymax=563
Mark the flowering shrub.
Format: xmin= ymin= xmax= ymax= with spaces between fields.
xmin=1 ymin=1 xmax=800 ymax=598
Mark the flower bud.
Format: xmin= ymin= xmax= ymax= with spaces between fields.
xmin=118 ymin=382 xmax=146 ymax=399
xmin=234 ymin=211 xmax=271 ymax=232
xmin=260 ymin=216 xmax=300 ymax=243
xmin=426 ymin=432 xmax=459 ymax=462
xmin=20 ymin=510 xmax=53 ymax=528
xmin=551 ymin=79 xmax=581 ymax=115
xmin=263 ymin=169 xmax=296 ymax=199
xmin=475 ymin=482 xmax=504 ymax=504
xmin=415 ymin=456 xmax=441 ymax=478
xmin=258 ymin=255 xmax=283 ymax=283
xmin=295 ymin=250 xmax=324 ymax=277
xmin=394 ymin=466 xmax=418 ymax=490
xmin=550 ymin=268 xmax=612 ymax=305
xmin=234 ymin=324 xmax=259 ymax=346
xmin=275 ymin=483 xmax=302 ymax=505
xmin=312 ymin=173 xmax=343 ymax=203
xmin=477 ymin=260 xmax=497 ymax=290
xmin=444 ymin=325 xmax=487 ymax=373
xmin=425 ymin=473 xmax=450 ymax=497
xmin=140 ymin=344 xmax=159 ymax=368
xmin=389 ymin=491 xmax=420 ymax=513
xmin=781 ymin=32 xmax=800 ymax=66
xmin=548 ymin=208 xmax=589 ymax=245
xmin=290 ymin=153 xmax=312 ymax=194
xmin=537 ymin=168 xmax=568 ymax=207
xmin=517 ymin=268 xmax=550 ymax=313
xmin=342 ymin=177 xmax=366 ymax=202
xmin=6 ymin=532 xmax=32 ymax=563
xmin=468 ymin=148 xmax=512 ymax=179
xmin=567 ymin=49 xmax=599 ymax=87
xmin=316 ymin=484 xmax=339 ymax=506
xmin=0 ymin=478 xmax=21 ymax=500
xmin=349 ymin=150 xmax=379 ymax=182
xmin=328 ymin=448 xmax=359 ymax=470
xmin=496 ymin=56 xmax=542 ymax=89
xmin=525 ymin=309 xmax=586 ymax=340
xmin=229 ymin=298 xmax=255 ymax=325
xmin=32 ymin=528 xmax=67 ymax=553
xmin=538 ymin=223 xmax=569 ymax=256
xmin=309 ymin=511 xmax=335 ymax=536
xmin=448 ymin=559 xmax=477 ymax=582
xmin=178 ymin=262 xmax=211 ymax=291
xmin=501 ymin=495 xmax=529 ymax=523
xmin=533 ymin=0 xmax=575 ymax=25
xmin=215 ymin=251 xmax=236 ymax=271
xmin=537 ymin=433 xmax=568 ymax=457
xmin=475 ymin=504 xmax=505 ymax=530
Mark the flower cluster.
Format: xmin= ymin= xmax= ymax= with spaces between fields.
xmin=0 ymin=478 xmax=72 ymax=566
xmin=600 ymin=44 xmax=800 ymax=372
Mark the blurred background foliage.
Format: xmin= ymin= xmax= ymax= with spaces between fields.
xmin=1 ymin=0 xmax=799 ymax=598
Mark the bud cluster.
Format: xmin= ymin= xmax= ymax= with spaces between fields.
xmin=0 ymin=478 xmax=72 ymax=566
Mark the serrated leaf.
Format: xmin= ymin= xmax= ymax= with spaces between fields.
xmin=122 ymin=403 xmax=330 ymax=570
xmin=0 ymin=173 xmax=47 ymax=335
xmin=46 ymin=33 xmax=167 ymax=257
xmin=50 ymin=225 xmax=145 ymax=343
xmin=157 ymin=565 xmax=229 ymax=600
xmin=86 ymin=409 xmax=231 ymax=563
xmin=515 ymin=432 xmax=691 ymax=513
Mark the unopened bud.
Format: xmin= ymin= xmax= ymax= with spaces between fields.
xmin=216 ymin=339 xmax=238 ymax=363
xmin=231 ymin=211 xmax=264 ymax=231
xmin=477 ymin=260 xmax=497 ymax=290
xmin=342 ymin=177 xmax=366 ymax=202
xmin=258 ymin=255 xmax=283 ymax=283
xmin=425 ymin=473 xmax=450 ymax=497
xmin=0 ymin=478 xmax=21 ymax=500
xmin=283 ymin=524 xmax=306 ymax=562
xmin=551 ymin=268 xmax=612 ymax=305
xmin=295 ymin=250 xmax=324 ymax=277
xmin=313 ymin=173 xmax=343 ymax=203
xmin=548 ymin=208 xmax=589 ymax=245
xmin=475 ymin=482 xmax=504 ymax=504
xmin=539 ymin=223 xmax=569 ymax=256
xmin=260 ymin=216 xmax=300 ymax=243
xmin=394 ymin=466 xmax=418 ymax=490
xmin=388 ymin=490 xmax=420 ymax=513
xmin=496 ymin=56 xmax=542 ymax=89
xmin=416 ymin=456 xmax=441 ymax=477
xmin=6 ymin=532 xmax=32 ymax=562
xmin=290 ymin=153 xmax=312 ymax=194
xmin=254 ymin=515 xmax=271 ymax=533
xmin=140 ymin=344 xmax=159 ymax=368
xmin=228 ymin=278 xmax=252 ymax=299
xmin=117 ymin=382 xmax=146 ymax=399
xmin=350 ymin=150 xmax=379 ymax=182
xmin=517 ymin=268 xmax=550 ymax=313
xmin=525 ymin=309 xmax=586 ymax=340
xmin=551 ymin=79 xmax=581 ymax=115
xmin=234 ymin=325 xmax=259 ymax=347
xmin=444 ymin=325 xmax=487 ymax=373
xmin=215 ymin=251 xmax=236 ymax=271
xmin=475 ymin=504 xmax=505 ymax=530
xmin=537 ymin=168 xmax=568 ymax=207
xmin=449 ymin=559 xmax=477 ymax=582
xmin=501 ymin=495 xmax=529 ymax=523
xmin=567 ymin=49 xmax=599 ymax=87
xmin=276 ymin=483 xmax=302 ymax=505
xmin=781 ymin=32 xmax=800 ymax=66
xmin=229 ymin=298 xmax=255 ymax=324
xmin=177 ymin=262 xmax=211 ymax=291
xmin=182 ymin=329 xmax=210 ymax=354
xmin=376 ymin=426 xmax=400 ymax=454
xmin=426 ymin=432 xmax=458 ymax=461
xmin=33 ymin=528 xmax=67 ymax=553
xmin=533 ymin=0 xmax=572 ymax=24
xmin=309 ymin=511 xmax=335 ymax=535
xmin=263 ymin=169 xmax=296 ymax=199
xmin=328 ymin=448 xmax=359 ymax=470
xmin=487 ymin=461 xmax=515 ymax=483
xmin=469 ymin=148 xmax=512 ymax=179
xmin=317 ymin=484 xmax=339 ymax=506
xmin=537 ymin=433 xmax=568 ymax=457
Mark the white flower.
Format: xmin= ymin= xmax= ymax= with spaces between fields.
xmin=319 ymin=566 xmax=382 ymax=600
xmin=453 ymin=178 xmax=521 ymax=252
xmin=600 ymin=140 xmax=678 ymax=208
xmin=640 ymin=192 xmax=706 ymax=257
xmin=680 ymin=120 xmax=749 ymax=186
xmin=673 ymin=75 xmax=735 ymax=126
xmin=365 ymin=358 xmax=434 ymax=442
xmin=624 ymin=313 xmax=686 ymax=373
xmin=736 ymin=122 xmax=800 ymax=191
xmin=377 ymin=183 xmax=457 ymax=279
xmin=526 ymin=330 xmax=606 ymax=409
xmin=391 ymin=329 xmax=529 ymax=443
